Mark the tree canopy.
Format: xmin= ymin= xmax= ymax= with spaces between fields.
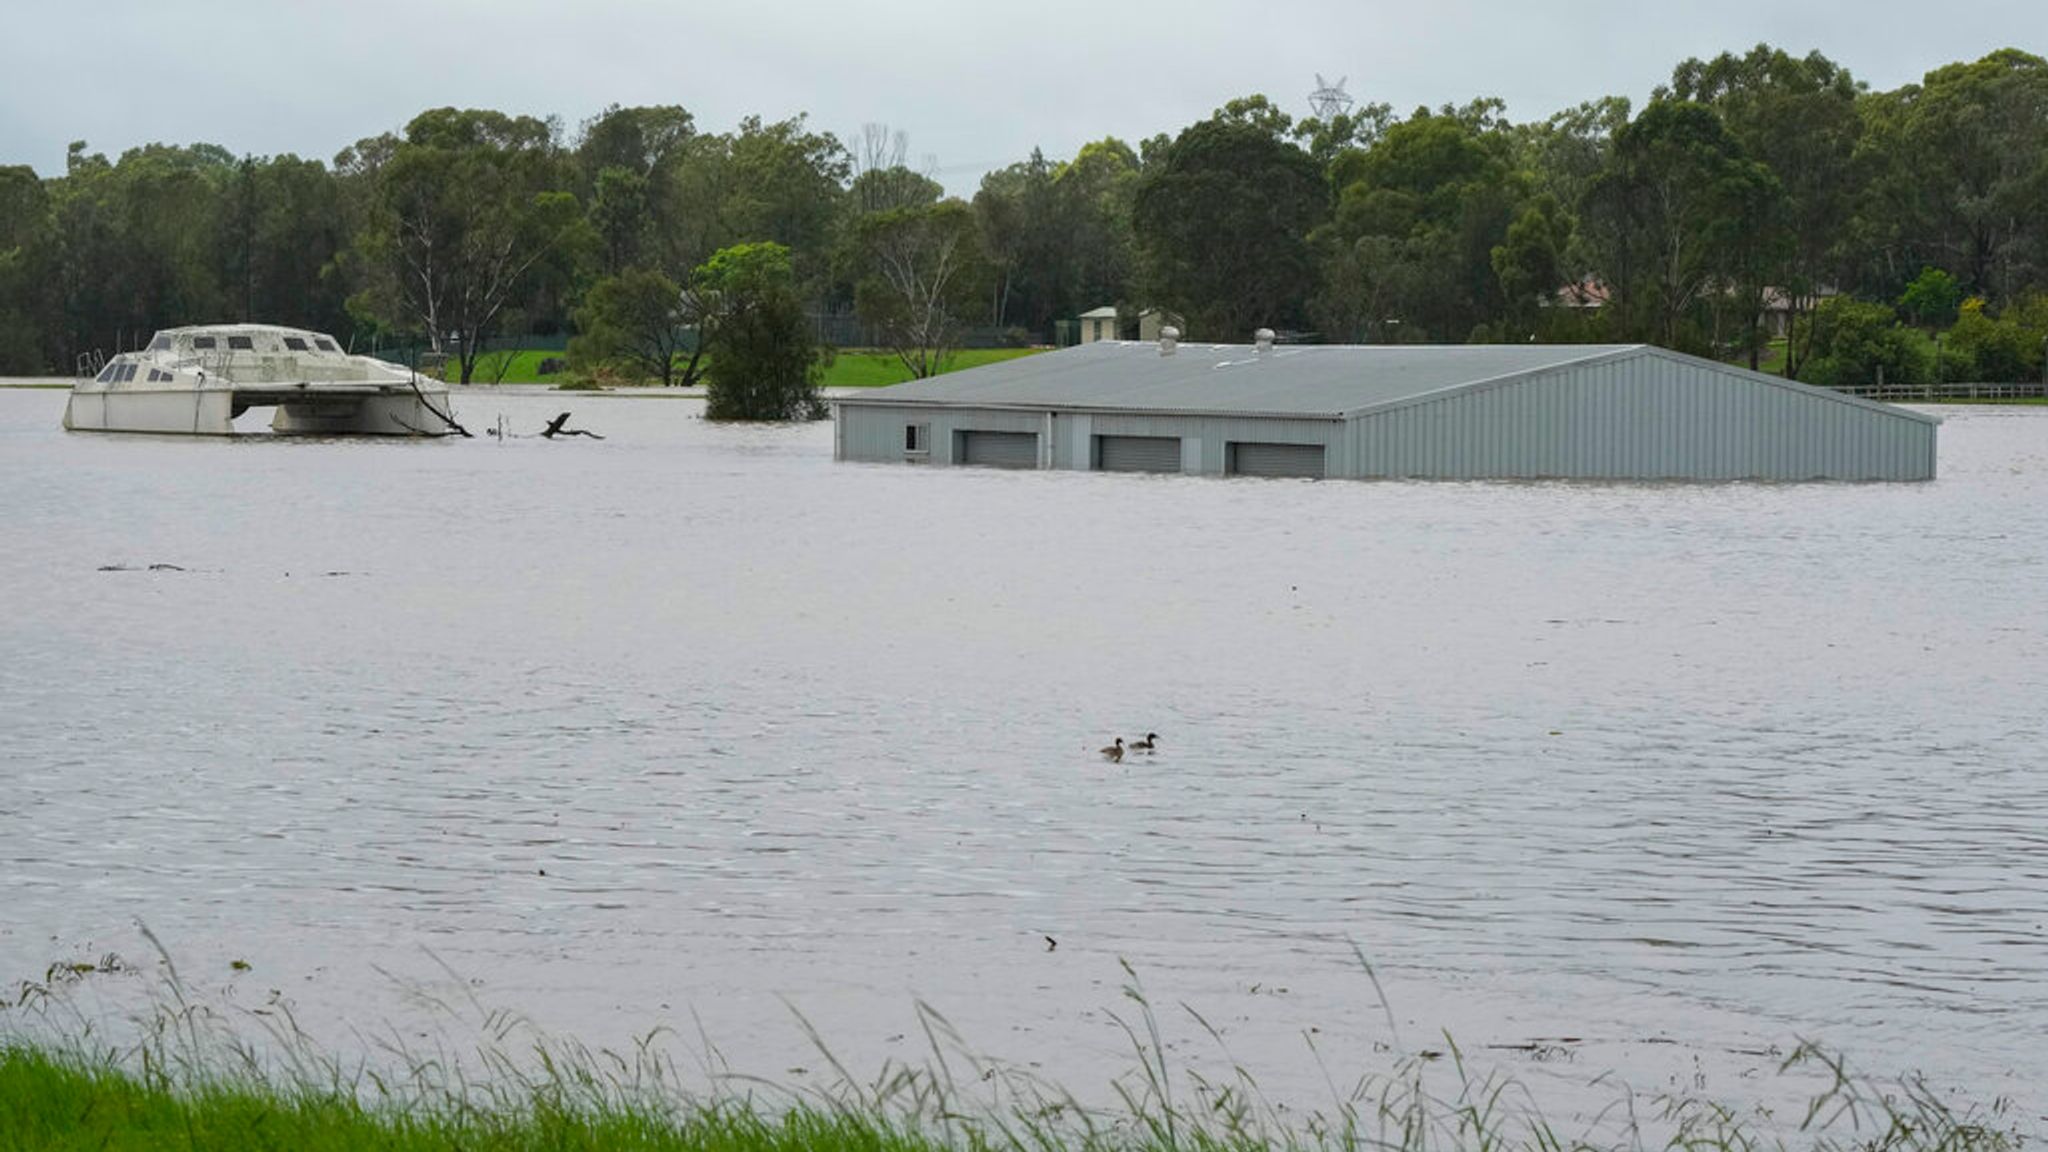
xmin=5 ymin=45 xmax=2048 ymax=390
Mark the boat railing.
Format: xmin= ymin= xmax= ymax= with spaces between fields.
xmin=75 ymin=350 xmax=105 ymax=381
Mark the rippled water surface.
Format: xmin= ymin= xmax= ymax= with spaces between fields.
xmin=3 ymin=388 xmax=2046 ymax=1117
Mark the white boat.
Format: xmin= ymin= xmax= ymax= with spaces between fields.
xmin=63 ymin=324 xmax=458 ymax=436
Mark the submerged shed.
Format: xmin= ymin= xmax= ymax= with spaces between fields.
xmin=832 ymin=341 xmax=1936 ymax=481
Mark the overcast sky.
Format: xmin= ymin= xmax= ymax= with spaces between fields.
xmin=1 ymin=0 xmax=2034 ymax=192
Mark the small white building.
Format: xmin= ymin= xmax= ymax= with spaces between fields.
xmin=1137 ymin=308 xmax=1182 ymax=342
xmin=1076 ymin=306 xmax=1120 ymax=344
xmin=1075 ymin=305 xmax=1185 ymax=345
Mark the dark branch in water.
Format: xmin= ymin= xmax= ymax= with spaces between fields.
xmin=407 ymin=372 xmax=471 ymax=438
xmin=540 ymin=411 xmax=604 ymax=440
xmin=387 ymin=412 xmax=461 ymax=438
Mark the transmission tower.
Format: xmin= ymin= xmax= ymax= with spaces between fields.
xmin=1308 ymin=75 xmax=1355 ymax=121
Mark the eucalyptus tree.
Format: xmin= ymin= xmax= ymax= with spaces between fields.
xmin=1055 ymin=138 xmax=1141 ymax=320
xmin=1314 ymin=109 xmax=1525 ymax=342
xmin=718 ymin=114 xmax=851 ymax=293
xmin=569 ymin=266 xmax=698 ymax=387
xmin=0 ymin=165 xmax=59 ymax=372
xmin=1668 ymin=46 xmax=1863 ymax=373
xmin=1133 ymin=108 xmax=1326 ymax=339
xmin=853 ymin=200 xmax=986 ymax=378
xmin=1860 ymin=50 xmax=2048 ymax=302
xmin=1579 ymin=100 xmax=1786 ymax=354
xmin=48 ymin=141 xmax=238 ymax=358
xmin=219 ymin=154 xmax=352 ymax=334
xmin=341 ymin=108 xmax=590 ymax=383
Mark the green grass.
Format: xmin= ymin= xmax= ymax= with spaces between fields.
xmin=0 ymin=952 xmax=2023 ymax=1152
xmin=437 ymin=350 xmax=568 ymax=385
xmin=0 ymin=1031 xmax=2020 ymax=1152
xmin=0 ymin=1047 xmax=938 ymax=1151
xmin=823 ymin=348 xmax=1042 ymax=388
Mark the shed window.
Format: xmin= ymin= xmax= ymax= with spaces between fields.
xmin=905 ymin=423 xmax=929 ymax=454
xmin=284 ymin=337 xmax=309 ymax=351
xmin=314 ymin=339 xmax=339 ymax=352
xmin=227 ymin=336 xmax=254 ymax=350
xmin=191 ymin=336 xmax=217 ymax=350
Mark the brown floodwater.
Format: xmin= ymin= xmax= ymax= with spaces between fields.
xmin=2 ymin=387 xmax=2044 ymax=1124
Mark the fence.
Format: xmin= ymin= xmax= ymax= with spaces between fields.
xmin=1833 ymin=381 xmax=2048 ymax=401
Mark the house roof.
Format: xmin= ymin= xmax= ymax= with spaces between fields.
xmin=1076 ymin=306 xmax=1120 ymax=319
xmin=834 ymin=340 xmax=1940 ymax=425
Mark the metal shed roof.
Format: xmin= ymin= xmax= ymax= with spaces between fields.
xmin=836 ymin=340 xmax=1938 ymax=424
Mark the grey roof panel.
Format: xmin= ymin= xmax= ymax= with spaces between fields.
xmin=840 ymin=341 xmax=1643 ymax=418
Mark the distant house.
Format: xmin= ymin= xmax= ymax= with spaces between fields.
xmin=1547 ymin=279 xmax=1612 ymax=310
xmin=1547 ymin=279 xmax=1836 ymax=337
xmin=1072 ymin=305 xmax=1185 ymax=345
xmin=1076 ymin=306 xmax=1120 ymax=344
xmin=1761 ymin=286 xmax=1838 ymax=337
xmin=1137 ymin=308 xmax=1183 ymax=341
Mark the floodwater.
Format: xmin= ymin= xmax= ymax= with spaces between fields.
xmin=2 ymin=386 xmax=2046 ymax=1125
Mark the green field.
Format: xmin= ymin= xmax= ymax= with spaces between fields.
xmin=439 ymin=347 xmax=1044 ymax=388
xmin=823 ymin=348 xmax=1041 ymax=387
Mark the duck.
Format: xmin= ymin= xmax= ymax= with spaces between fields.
xmin=1099 ymin=737 xmax=1124 ymax=763
xmin=1130 ymin=733 xmax=1158 ymax=753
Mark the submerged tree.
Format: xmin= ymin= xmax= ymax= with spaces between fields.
xmin=697 ymin=242 xmax=825 ymax=421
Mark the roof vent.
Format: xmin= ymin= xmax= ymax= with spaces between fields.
xmin=1254 ymin=327 xmax=1276 ymax=353
xmin=1158 ymin=326 xmax=1179 ymax=356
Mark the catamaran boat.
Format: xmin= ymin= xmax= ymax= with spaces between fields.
xmin=64 ymin=324 xmax=457 ymax=436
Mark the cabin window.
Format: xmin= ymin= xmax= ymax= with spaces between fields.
xmin=315 ymin=339 xmax=339 ymax=352
xmin=905 ymin=423 xmax=929 ymax=454
xmin=227 ymin=336 xmax=254 ymax=350
xmin=192 ymin=336 xmax=217 ymax=350
xmin=116 ymin=363 xmax=137 ymax=382
xmin=95 ymin=363 xmax=117 ymax=383
xmin=284 ymin=337 xmax=309 ymax=351
xmin=149 ymin=335 xmax=170 ymax=351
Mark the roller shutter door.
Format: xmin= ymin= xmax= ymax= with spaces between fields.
xmin=959 ymin=430 xmax=1039 ymax=469
xmin=1228 ymin=442 xmax=1325 ymax=478
xmin=1096 ymin=435 xmax=1181 ymax=473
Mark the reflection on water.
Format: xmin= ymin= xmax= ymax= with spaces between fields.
xmin=1 ymin=389 xmax=2045 ymax=1116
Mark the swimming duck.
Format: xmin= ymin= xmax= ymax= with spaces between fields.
xmin=1099 ymin=737 xmax=1124 ymax=763
xmin=1130 ymin=733 xmax=1157 ymax=753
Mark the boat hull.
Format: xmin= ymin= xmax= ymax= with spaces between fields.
xmin=64 ymin=387 xmax=238 ymax=435
xmin=64 ymin=387 xmax=454 ymax=437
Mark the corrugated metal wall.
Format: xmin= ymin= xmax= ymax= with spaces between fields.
xmin=836 ymin=403 xmax=1343 ymax=474
xmin=1346 ymin=353 xmax=1936 ymax=481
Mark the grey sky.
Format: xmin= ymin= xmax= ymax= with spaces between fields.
xmin=1 ymin=0 xmax=2034 ymax=192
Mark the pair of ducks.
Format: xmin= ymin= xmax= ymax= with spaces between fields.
xmin=1099 ymin=733 xmax=1157 ymax=763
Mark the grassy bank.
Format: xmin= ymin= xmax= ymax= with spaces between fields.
xmin=0 ymin=1046 xmax=929 ymax=1152
xmin=0 ymin=1033 xmax=2020 ymax=1152
xmin=435 ymin=347 xmax=1044 ymax=388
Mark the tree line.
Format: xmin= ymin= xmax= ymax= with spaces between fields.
xmin=3 ymin=43 xmax=2046 ymax=405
